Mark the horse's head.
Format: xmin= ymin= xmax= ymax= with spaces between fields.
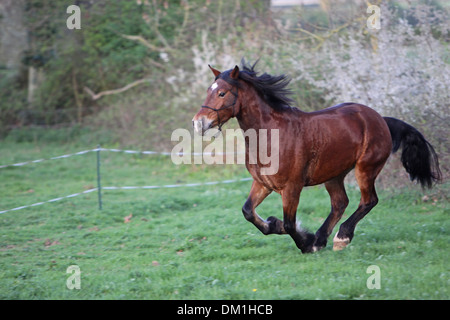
xmin=192 ymin=65 xmax=241 ymax=135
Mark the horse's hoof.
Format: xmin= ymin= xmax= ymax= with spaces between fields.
xmin=333 ymin=232 xmax=350 ymax=251
xmin=267 ymin=216 xmax=286 ymax=234
xmin=312 ymin=245 xmax=325 ymax=252
xmin=312 ymin=236 xmax=327 ymax=252
xmin=300 ymin=232 xmax=317 ymax=254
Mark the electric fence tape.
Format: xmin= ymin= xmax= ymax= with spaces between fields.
xmin=0 ymin=147 xmax=244 ymax=169
xmin=0 ymin=178 xmax=252 ymax=215
xmin=0 ymin=146 xmax=251 ymax=214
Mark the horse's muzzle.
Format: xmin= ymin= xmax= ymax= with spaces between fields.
xmin=192 ymin=116 xmax=213 ymax=135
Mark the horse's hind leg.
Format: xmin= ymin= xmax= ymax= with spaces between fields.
xmin=313 ymin=175 xmax=349 ymax=251
xmin=242 ymin=180 xmax=286 ymax=235
xmin=333 ymin=165 xmax=382 ymax=251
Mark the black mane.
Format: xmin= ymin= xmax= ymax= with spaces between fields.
xmin=218 ymin=60 xmax=295 ymax=111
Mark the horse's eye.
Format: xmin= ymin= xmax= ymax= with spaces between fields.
xmin=218 ymin=92 xmax=226 ymax=98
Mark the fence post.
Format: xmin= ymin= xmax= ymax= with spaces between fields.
xmin=96 ymin=145 xmax=103 ymax=210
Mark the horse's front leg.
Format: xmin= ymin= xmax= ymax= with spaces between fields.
xmin=242 ymin=180 xmax=286 ymax=235
xmin=282 ymin=184 xmax=316 ymax=253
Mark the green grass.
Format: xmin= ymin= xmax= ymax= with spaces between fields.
xmin=0 ymin=138 xmax=448 ymax=300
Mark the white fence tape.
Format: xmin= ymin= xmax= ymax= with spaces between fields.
xmin=0 ymin=178 xmax=252 ymax=215
xmin=1 ymin=146 xmax=250 ymax=214
xmin=101 ymin=148 xmax=243 ymax=156
xmin=0 ymin=149 xmax=98 ymax=169
xmin=0 ymin=147 xmax=244 ymax=169
xmin=99 ymin=148 xmax=170 ymax=155
xmin=0 ymin=188 xmax=98 ymax=215
xmin=102 ymin=177 xmax=252 ymax=190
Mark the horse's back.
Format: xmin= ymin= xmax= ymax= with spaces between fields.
xmin=313 ymin=102 xmax=380 ymax=118
xmin=312 ymin=103 xmax=390 ymax=136
xmin=300 ymin=103 xmax=392 ymax=185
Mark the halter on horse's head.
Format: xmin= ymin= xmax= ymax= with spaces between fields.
xmin=192 ymin=65 xmax=241 ymax=135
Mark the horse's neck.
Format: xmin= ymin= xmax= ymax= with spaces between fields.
xmin=236 ymin=89 xmax=275 ymax=131
xmin=236 ymin=88 xmax=298 ymax=132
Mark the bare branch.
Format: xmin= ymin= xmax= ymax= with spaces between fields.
xmin=120 ymin=34 xmax=170 ymax=53
xmin=84 ymin=78 xmax=151 ymax=101
xmin=294 ymin=16 xmax=365 ymax=51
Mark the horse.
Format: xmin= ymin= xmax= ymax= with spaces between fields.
xmin=192 ymin=61 xmax=442 ymax=253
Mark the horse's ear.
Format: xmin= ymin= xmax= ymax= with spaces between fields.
xmin=230 ymin=65 xmax=240 ymax=79
xmin=208 ymin=65 xmax=221 ymax=78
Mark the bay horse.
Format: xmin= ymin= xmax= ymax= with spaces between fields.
xmin=192 ymin=61 xmax=442 ymax=253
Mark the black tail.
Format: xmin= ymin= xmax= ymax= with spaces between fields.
xmin=384 ymin=117 xmax=442 ymax=189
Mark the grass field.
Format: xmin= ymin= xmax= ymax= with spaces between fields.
xmin=0 ymin=133 xmax=448 ymax=300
